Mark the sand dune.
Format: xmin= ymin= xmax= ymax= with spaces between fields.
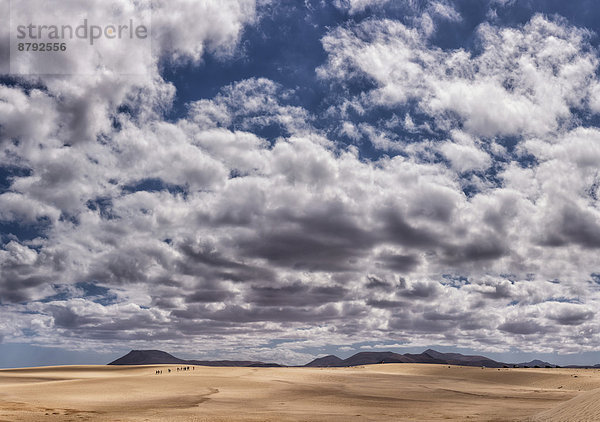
xmin=1 ymin=364 xmax=599 ymax=421
xmin=529 ymin=387 xmax=600 ymax=422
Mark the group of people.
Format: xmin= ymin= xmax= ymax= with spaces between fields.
xmin=154 ymin=366 xmax=194 ymax=374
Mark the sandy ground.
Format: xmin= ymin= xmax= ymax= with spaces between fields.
xmin=1 ymin=364 xmax=599 ymax=421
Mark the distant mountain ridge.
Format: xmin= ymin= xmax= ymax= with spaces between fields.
xmin=516 ymin=359 xmax=557 ymax=368
xmin=305 ymin=349 xmax=505 ymax=368
xmin=108 ymin=349 xmax=596 ymax=368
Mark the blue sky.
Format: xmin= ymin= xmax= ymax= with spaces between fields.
xmin=2 ymin=0 xmax=600 ymax=367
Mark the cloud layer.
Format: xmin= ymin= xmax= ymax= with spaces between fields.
xmin=1 ymin=0 xmax=600 ymax=364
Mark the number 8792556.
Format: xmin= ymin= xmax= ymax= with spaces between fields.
xmin=17 ymin=42 xmax=67 ymax=52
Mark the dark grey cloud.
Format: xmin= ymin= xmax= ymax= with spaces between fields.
xmin=440 ymin=235 xmax=509 ymax=264
xmin=399 ymin=281 xmax=440 ymax=299
xmin=477 ymin=281 xmax=513 ymax=300
xmin=247 ymin=282 xmax=350 ymax=307
xmin=389 ymin=315 xmax=454 ymax=333
xmin=365 ymin=275 xmax=397 ymax=291
xmin=541 ymin=205 xmax=600 ymax=248
xmin=498 ymin=320 xmax=547 ymax=335
xmin=185 ymin=288 xmax=236 ymax=304
xmin=176 ymin=238 xmax=276 ymax=282
xmin=375 ymin=252 xmax=420 ymax=272
xmin=378 ymin=207 xmax=441 ymax=248
xmin=366 ymin=298 xmax=407 ymax=309
xmin=545 ymin=305 xmax=594 ymax=326
xmin=49 ymin=306 xmax=102 ymax=329
xmin=237 ymin=202 xmax=376 ymax=272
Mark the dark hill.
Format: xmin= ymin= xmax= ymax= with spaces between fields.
xmin=109 ymin=350 xmax=187 ymax=365
xmin=304 ymin=355 xmax=345 ymax=367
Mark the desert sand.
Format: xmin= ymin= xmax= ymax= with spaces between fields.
xmin=1 ymin=363 xmax=599 ymax=421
